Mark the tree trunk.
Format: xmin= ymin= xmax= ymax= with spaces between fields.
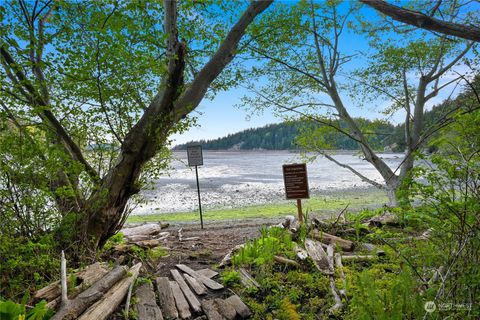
xmin=69 ymin=0 xmax=273 ymax=254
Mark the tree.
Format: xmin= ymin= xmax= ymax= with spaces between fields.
xmin=0 ymin=0 xmax=272 ymax=253
xmin=360 ymin=0 xmax=480 ymax=42
xmin=241 ymin=0 xmax=475 ymax=205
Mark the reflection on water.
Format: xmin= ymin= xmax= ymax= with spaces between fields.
xmin=132 ymin=151 xmax=403 ymax=215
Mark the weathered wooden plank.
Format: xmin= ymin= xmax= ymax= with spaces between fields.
xmin=134 ymin=282 xmax=163 ymax=320
xmin=304 ymin=238 xmax=333 ymax=275
xmin=156 ymin=277 xmax=178 ymax=320
xmin=184 ymin=273 xmax=207 ymax=295
xmin=176 ymin=264 xmax=224 ymax=290
xmin=170 ymin=281 xmax=191 ymax=319
xmin=77 ymin=263 xmax=142 ymax=320
xmin=214 ymin=298 xmax=236 ymax=320
xmin=201 ymin=299 xmax=225 ymax=320
xmin=238 ymin=268 xmax=260 ymax=289
xmin=224 ymin=295 xmax=251 ymax=319
xmin=196 ymin=268 xmax=218 ymax=279
xmin=170 ymin=269 xmax=202 ymax=313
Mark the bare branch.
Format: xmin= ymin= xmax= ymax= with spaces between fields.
xmin=173 ymin=1 xmax=273 ymax=119
xmin=360 ymin=0 xmax=480 ymax=42
xmin=319 ymin=150 xmax=386 ymax=189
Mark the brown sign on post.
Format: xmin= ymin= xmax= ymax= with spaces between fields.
xmin=283 ymin=163 xmax=310 ymax=199
xmin=283 ymin=163 xmax=309 ymax=224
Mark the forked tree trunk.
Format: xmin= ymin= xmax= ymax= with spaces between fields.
xmin=70 ymin=0 xmax=273 ymax=253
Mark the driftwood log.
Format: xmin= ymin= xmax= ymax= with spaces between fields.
xmin=52 ymin=265 xmax=128 ymax=320
xmin=273 ymin=255 xmax=301 ymax=268
xmin=304 ymin=239 xmax=333 ymax=275
xmin=218 ymin=244 xmax=244 ymax=268
xmin=34 ymin=262 xmax=110 ymax=306
xmin=310 ymin=229 xmax=355 ymax=252
xmin=238 ymin=268 xmax=261 ymax=288
xmin=341 ymin=255 xmax=377 ymax=262
xmin=327 ymin=245 xmax=343 ymax=315
xmin=77 ymin=263 xmax=141 ymax=320
xmin=121 ymin=223 xmax=164 ymax=240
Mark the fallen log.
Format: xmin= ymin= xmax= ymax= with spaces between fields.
xmin=238 ymin=268 xmax=260 ymax=288
xmin=218 ymin=244 xmax=244 ymax=268
xmin=310 ymin=229 xmax=354 ymax=252
xmin=132 ymin=239 xmax=165 ymax=248
xmin=77 ymin=263 xmax=141 ymax=320
xmin=52 ymin=265 xmax=128 ymax=320
xmin=273 ymin=255 xmax=300 ymax=268
xmin=34 ymin=262 xmax=110 ymax=305
xmin=327 ymin=245 xmax=343 ymax=315
xmin=341 ymin=255 xmax=377 ymax=263
xmin=304 ymin=239 xmax=333 ymax=275
xmin=362 ymin=243 xmax=386 ymax=256
xmin=134 ymin=282 xmax=164 ymax=320
xmin=293 ymin=244 xmax=308 ymax=260
xmin=334 ymin=253 xmax=347 ymax=298
xmin=156 ymin=277 xmax=178 ymax=320
xmin=368 ymin=212 xmax=399 ymax=227
xmin=122 ymin=223 xmax=163 ymax=239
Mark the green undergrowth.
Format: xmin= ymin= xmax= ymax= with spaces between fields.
xmin=222 ymin=204 xmax=479 ymax=319
xmin=0 ymin=235 xmax=59 ymax=300
xmin=128 ymin=190 xmax=387 ymax=223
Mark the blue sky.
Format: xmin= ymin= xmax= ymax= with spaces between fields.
xmin=170 ymin=1 xmax=477 ymax=146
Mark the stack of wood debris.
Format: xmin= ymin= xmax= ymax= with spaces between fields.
xmin=34 ymin=260 xmax=142 ymax=320
xmin=34 ymin=260 xmax=252 ymax=320
xmin=152 ymin=264 xmax=251 ymax=320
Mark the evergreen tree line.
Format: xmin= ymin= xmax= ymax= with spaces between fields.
xmin=175 ymin=106 xmax=455 ymax=152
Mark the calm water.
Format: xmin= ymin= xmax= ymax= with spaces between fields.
xmin=131 ymin=150 xmax=403 ymax=215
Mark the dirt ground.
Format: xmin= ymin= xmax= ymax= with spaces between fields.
xmin=149 ymin=217 xmax=284 ymax=276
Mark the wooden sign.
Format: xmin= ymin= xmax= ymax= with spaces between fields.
xmin=187 ymin=145 xmax=203 ymax=167
xmin=282 ymin=163 xmax=309 ymax=199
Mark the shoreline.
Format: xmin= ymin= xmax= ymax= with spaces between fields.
xmin=127 ymin=187 xmax=387 ymax=224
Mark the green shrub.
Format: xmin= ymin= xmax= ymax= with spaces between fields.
xmin=0 ymin=299 xmax=53 ymax=320
xmin=233 ymin=227 xmax=294 ymax=267
xmin=0 ymin=235 xmax=59 ymax=299
xmin=346 ymin=267 xmax=426 ymax=320
xmin=221 ymin=270 xmax=241 ymax=286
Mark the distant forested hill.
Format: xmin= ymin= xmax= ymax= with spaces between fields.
xmin=175 ymin=102 xmax=456 ymax=151
xmin=175 ymin=120 xmax=395 ymax=151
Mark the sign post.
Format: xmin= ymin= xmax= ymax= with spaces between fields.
xmin=282 ymin=163 xmax=309 ymax=224
xmin=187 ymin=145 xmax=204 ymax=229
